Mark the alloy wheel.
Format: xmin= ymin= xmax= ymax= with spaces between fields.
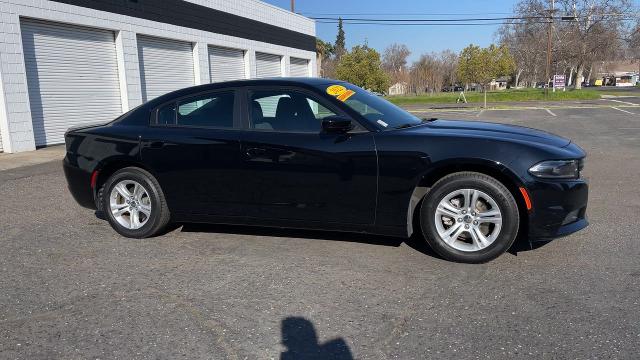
xmin=109 ymin=180 xmax=152 ymax=230
xmin=434 ymin=188 xmax=503 ymax=252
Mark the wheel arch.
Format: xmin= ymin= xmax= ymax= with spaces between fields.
xmin=92 ymin=157 xmax=158 ymax=209
xmin=408 ymin=158 xmax=529 ymax=238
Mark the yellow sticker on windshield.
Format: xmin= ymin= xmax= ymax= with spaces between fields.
xmin=337 ymin=89 xmax=355 ymax=102
xmin=327 ymin=85 xmax=355 ymax=102
xmin=326 ymin=85 xmax=347 ymax=96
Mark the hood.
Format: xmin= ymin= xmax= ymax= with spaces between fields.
xmin=413 ymin=119 xmax=571 ymax=148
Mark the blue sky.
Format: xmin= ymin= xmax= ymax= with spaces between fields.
xmin=262 ymin=0 xmax=523 ymax=61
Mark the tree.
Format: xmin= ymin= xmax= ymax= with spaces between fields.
xmin=556 ymin=0 xmax=630 ymax=89
xmin=382 ymin=43 xmax=411 ymax=84
xmin=334 ymin=18 xmax=346 ymax=61
xmin=407 ymin=50 xmax=459 ymax=94
xmin=497 ymin=0 xmax=548 ymax=88
xmin=628 ymin=21 xmax=640 ymax=76
xmin=439 ymin=49 xmax=459 ymax=88
xmin=499 ymin=0 xmax=630 ymax=89
xmin=316 ymin=38 xmax=333 ymax=58
xmin=457 ymin=44 xmax=515 ymax=107
xmin=335 ymin=45 xmax=390 ymax=93
xmin=316 ymin=38 xmax=334 ymax=78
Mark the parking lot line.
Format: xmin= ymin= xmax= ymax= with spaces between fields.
xmin=611 ymin=106 xmax=637 ymax=115
xmin=545 ymin=108 xmax=557 ymax=117
xmin=476 ymin=109 xmax=483 ymax=117
xmin=605 ymin=98 xmax=638 ymax=106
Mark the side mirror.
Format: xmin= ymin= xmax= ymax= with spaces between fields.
xmin=322 ymin=116 xmax=353 ymax=133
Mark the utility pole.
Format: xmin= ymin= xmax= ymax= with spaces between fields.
xmin=290 ymin=0 xmax=295 ymax=12
xmin=545 ymin=0 xmax=555 ymax=98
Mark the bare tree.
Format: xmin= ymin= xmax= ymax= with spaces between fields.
xmin=440 ymin=49 xmax=459 ymax=87
xmin=497 ymin=0 xmax=548 ymax=87
xmin=382 ymin=43 xmax=411 ymax=84
xmin=498 ymin=0 xmax=631 ymax=89
xmin=557 ymin=0 xmax=630 ymax=88
xmin=628 ymin=21 xmax=640 ymax=75
xmin=409 ymin=52 xmax=453 ymax=94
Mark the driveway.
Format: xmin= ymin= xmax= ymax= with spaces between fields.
xmin=1 ymin=106 xmax=639 ymax=359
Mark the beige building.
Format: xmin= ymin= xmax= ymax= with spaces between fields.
xmin=388 ymin=82 xmax=409 ymax=96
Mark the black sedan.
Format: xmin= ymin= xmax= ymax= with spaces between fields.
xmin=63 ymin=78 xmax=588 ymax=263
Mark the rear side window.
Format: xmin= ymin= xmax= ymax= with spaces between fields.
xmin=155 ymin=91 xmax=235 ymax=128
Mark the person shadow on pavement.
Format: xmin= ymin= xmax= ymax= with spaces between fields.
xmin=280 ymin=317 xmax=354 ymax=360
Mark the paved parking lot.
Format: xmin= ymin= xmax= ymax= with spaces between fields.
xmin=1 ymin=105 xmax=639 ymax=359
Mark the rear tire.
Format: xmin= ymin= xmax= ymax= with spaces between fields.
xmin=102 ymin=167 xmax=170 ymax=238
xmin=419 ymin=172 xmax=519 ymax=263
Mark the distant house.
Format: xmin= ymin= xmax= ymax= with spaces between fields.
xmin=388 ymin=82 xmax=409 ymax=96
xmin=489 ymin=76 xmax=510 ymax=91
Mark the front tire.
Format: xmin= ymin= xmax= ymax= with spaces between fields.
xmin=420 ymin=172 xmax=519 ymax=263
xmin=102 ymin=167 xmax=170 ymax=238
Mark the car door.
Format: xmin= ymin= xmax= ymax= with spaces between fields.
xmin=239 ymin=86 xmax=378 ymax=225
xmin=140 ymin=89 xmax=246 ymax=216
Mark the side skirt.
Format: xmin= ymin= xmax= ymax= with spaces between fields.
xmin=171 ymin=213 xmax=409 ymax=238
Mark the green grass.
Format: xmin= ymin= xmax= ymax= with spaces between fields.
xmin=386 ymin=88 xmax=602 ymax=105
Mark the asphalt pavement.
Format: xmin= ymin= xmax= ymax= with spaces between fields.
xmin=1 ymin=105 xmax=639 ymax=359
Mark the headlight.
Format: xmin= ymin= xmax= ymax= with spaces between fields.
xmin=529 ymin=159 xmax=583 ymax=179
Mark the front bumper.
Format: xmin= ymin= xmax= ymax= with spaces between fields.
xmin=526 ymin=178 xmax=589 ymax=241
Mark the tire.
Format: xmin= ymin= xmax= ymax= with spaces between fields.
xmin=102 ymin=167 xmax=170 ymax=238
xmin=419 ymin=172 xmax=519 ymax=263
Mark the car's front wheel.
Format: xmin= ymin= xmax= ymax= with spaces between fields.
xmin=420 ymin=172 xmax=520 ymax=263
xmin=102 ymin=167 xmax=170 ymax=238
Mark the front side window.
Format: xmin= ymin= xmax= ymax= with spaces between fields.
xmin=156 ymin=91 xmax=235 ymax=128
xmin=315 ymin=83 xmax=422 ymax=130
xmin=249 ymin=90 xmax=338 ymax=132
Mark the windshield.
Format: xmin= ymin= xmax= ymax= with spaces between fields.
xmin=316 ymin=83 xmax=422 ymax=130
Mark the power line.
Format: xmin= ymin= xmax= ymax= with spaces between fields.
xmin=315 ymin=21 xmax=521 ymax=26
xmin=317 ymin=18 xmax=636 ymax=27
xmin=311 ymin=13 xmax=635 ymax=23
xmin=313 ymin=13 xmax=638 ymax=27
xmin=312 ymin=16 xmax=547 ymax=22
xmin=302 ymin=12 xmax=518 ymax=16
xmin=301 ymin=5 xmax=640 ymax=16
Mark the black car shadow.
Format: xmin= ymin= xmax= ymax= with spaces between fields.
xmin=178 ymin=222 xmax=548 ymax=258
xmin=280 ymin=317 xmax=353 ymax=360
xmin=178 ymin=222 xmax=435 ymax=252
xmin=98 ymin=211 xmax=548 ymax=258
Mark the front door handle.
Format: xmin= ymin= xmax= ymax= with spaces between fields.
xmin=245 ymin=147 xmax=267 ymax=158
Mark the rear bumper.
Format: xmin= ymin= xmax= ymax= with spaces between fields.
xmin=526 ymin=178 xmax=589 ymax=240
xmin=63 ymin=157 xmax=96 ymax=210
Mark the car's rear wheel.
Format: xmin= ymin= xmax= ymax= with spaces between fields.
xmin=420 ymin=172 xmax=519 ymax=263
xmin=102 ymin=167 xmax=170 ymax=238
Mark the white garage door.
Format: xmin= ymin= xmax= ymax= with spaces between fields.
xmin=137 ymin=35 xmax=195 ymax=102
xmin=289 ymin=57 xmax=310 ymax=77
xmin=209 ymin=46 xmax=245 ymax=83
xmin=255 ymin=52 xmax=282 ymax=78
xmin=21 ymin=19 xmax=123 ymax=146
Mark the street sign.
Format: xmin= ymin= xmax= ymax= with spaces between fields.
xmin=553 ymin=74 xmax=566 ymax=91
